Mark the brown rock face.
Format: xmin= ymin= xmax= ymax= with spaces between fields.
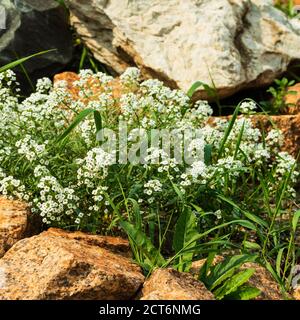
xmin=53 ymin=72 xmax=80 ymax=100
xmin=294 ymin=287 xmax=300 ymax=300
xmin=0 ymin=197 xmax=29 ymax=258
xmin=249 ymin=114 xmax=300 ymax=158
xmin=141 ymin=268 xmax=214 ymax=300
xmin=242 ymin=262 xmax=283 ymax=300
xmin=0 ymin=229 xmax=144 ymax=300
xmin=191 ymin=256 xmax=283 ymax=300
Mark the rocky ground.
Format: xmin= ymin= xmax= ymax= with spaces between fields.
xmin=0 ymin=197 xmax=298 ymax=300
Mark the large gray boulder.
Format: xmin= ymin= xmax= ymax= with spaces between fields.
xmin=67 ymin=0 xmax=300 ymax=99
xmin=0 ymin=0 xmax=72 ymax=78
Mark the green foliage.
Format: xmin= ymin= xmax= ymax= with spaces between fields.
xmin=275 ymin=0 xmax=300 ymax=18
xmin=199 ymin=253 xmax=261 ymax=300
xmin=0 ymin=50 xmax=56 ymax=73
xmin=265 ymin=77 xmax=296 ymax=114
xmin=0 ymin=66 xmax=298 ymax=298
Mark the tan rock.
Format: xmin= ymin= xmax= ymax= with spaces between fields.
xmin=293 ymin=287 xmax=300 ymax=300
xmin=0 ymin=197 xmax=29 ymax=258
xmin=191 ymin=256 xmax=283 ymax=300
xmin=53 ymin=72 xmax=80 ymax=100
xmin=249 ymin=114 xmax=300 ymax=158
xmin=0 ymin=229 xmax=144 ymax=300
xmin=46 ymin=228 xmax=131 ymax=258
xmin=140 ymin=268 xmax=214 ymax=300
xmin=67 ymin=0 xmax=300 ymax=99
xmin=243 ymin=262 xmax=283 ymax=300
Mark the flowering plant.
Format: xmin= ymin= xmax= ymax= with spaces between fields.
xmin=0 ymin=68 xmax=299 ymax=292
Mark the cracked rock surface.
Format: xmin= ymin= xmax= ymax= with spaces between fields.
xmin=0 ymin=197 xmax=29 ymax=258
xmin=0 ymin=228 xmax=144 ymax=300
xmin=67 ymin=0 xmax=300 ymax=99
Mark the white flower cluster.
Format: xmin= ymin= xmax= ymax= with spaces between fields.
xmin=34 ymin=176 xmax=81 ymax=225
xmin=0 ymin=66 xmax=298 ymax=230
xmin=144 ymin=179 xmax=163 ymax=203
xmin=239 ymin=100 xmax=257 ymax=114
xmin=89 ymin=186 xmax=109 ymax=214
xmin=0 ymin=169 xmax=28 ymax=201
xmin=188 ymin=160 xmax=207 ymax=180
xmin=187 ymin=137 xmax=205 ymax=163
xmin=16 ymin=135 xmax=48 ymax=162
xmin=36 ymin=77 xmax=52 ymax=93
xmin=77 ymin=147 xmax=115 ymax=188
xmin=216 ymin=157 xmax=245 ymax=178
xmin=120 ymin=67 xmax=141 ymax=86
xmin=185 ymin=100 xmax=213 ymax=123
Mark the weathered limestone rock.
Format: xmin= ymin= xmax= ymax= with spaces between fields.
xmin=140 ymin=268 xmax=215 ymax=300
xmin=0 ymin=228 xmax=144 ymax=300
xmin=191 ymin=256 xmax=283 ymax=300
xmin=67 ymin=0 xmax=300 ymax=99
xmin=0 ymin=1 xmax=72 ymax=78
xmin=0 ymin=197 xmax=29 ymax=258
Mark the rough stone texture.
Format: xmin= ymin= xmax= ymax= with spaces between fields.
xmin=140 ymin=268 xmax=215 ymax=300
xmin=67 ymin=0 xmax=300 ymax=99
xmin=249 ymin=114 xmax=300 ymax=157
xmin=294 ymin=287 xmax=300 ymax=300
xmin=53 ymin=72 xmax=80 ymax=100
xmin=0 ymin=197 xmax=29 ymax=258
xmin=191 ymin=256 xmax=283 ymax=300
xmin=53 ymin=71 xmax=125 ymax=106
xmin=0 ymin=1 xmax=72 ymax=79
xmin=242 ymin=262 xmax=283 ymax=300
xmin=0 ymin=228 xmax=144 ymax=300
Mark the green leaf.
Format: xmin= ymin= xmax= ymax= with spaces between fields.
xmin=204 ymin=144 xmax=212 ymax=165
xmin=57 ymin=108 xmax=101 ymax=142
xmin=79 ymin=46 xmax=88 ymax=72
xmin=119 ymin=220 xmax=165 ymax=267
xmin=173 ymin=207 xmax=198 ymax=271
xmin=217 ymin=101 xmax=241 ymax=158
xmin=187 ymin=81 xmax=205 ymax=98
xmin=226 ymin=285 xmax=261 ymax=300
xmin=233 ymin=120 xmax=245 ymax=159
xmin=276 ymin=248 xmax=285 ymax=277
xmin=243 ymin=241 xmax=261 ymax=250
xmin=217 ymin=194 xmax=268 ymax=229
xmin=173 ymin=208 xmax=198 ymax=254
xmin=0 ymin=50 xmax=56 ymax=73
xmin=292 ymin=210 xmax=300 ymax=233
xmin=208 ymin=255 xmax=257 ymax=290
xmin=93 ymin=110 xmax=102 ymax=133
xmin=214 ymin=268 xmax=256 ymax=299
xmin=127 ymin=198 xmax=142 ymax=229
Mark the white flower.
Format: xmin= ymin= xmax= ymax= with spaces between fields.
xmin=188 ymin=160 xmax=207 ymax=179
xmin=120 ymin=67 xmax=141 ymax=85
xmin=239 ymin=100 xmax=257 ymax=114
xmin=36 ymin=77 xmax=52 ymax=93
xmin=144 ymin=179 xmax=162 ymax=196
